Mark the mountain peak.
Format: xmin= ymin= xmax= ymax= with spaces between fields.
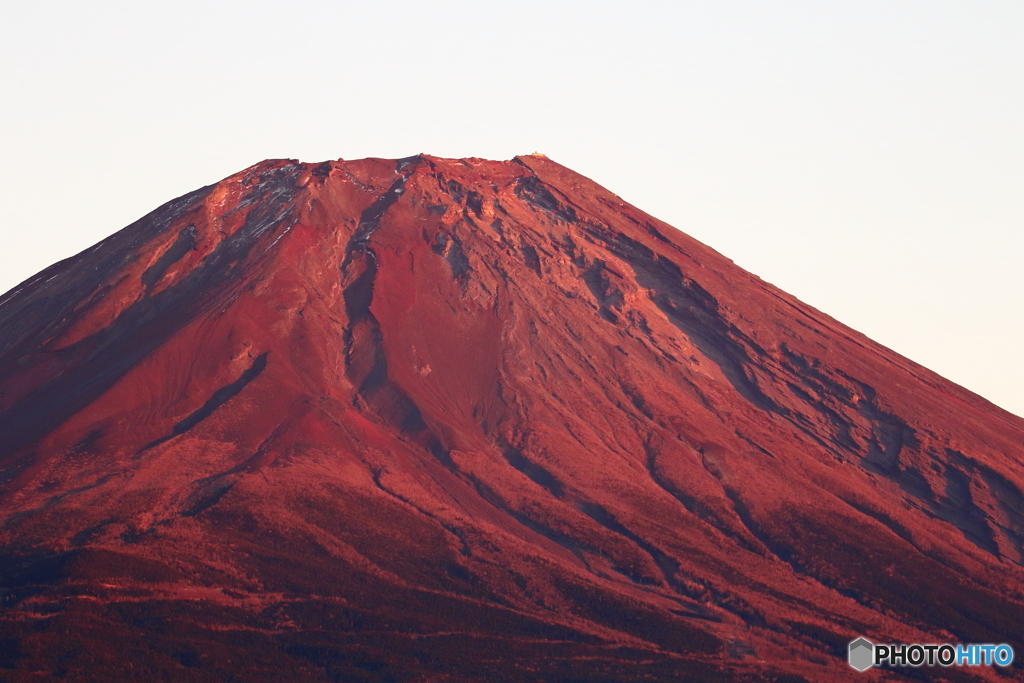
xmin=1 ymin=155 xmax=1022 ymax=681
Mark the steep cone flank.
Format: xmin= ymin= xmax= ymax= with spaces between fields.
xmin=1 ymin=155 xmax=1022 ymax=682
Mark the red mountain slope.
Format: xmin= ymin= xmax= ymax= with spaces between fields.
xmin=0 ymin=155 xmax=1022 ymax=682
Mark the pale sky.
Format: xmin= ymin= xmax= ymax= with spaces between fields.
xmin=2 ymin=1 xmax=1021 ymax=416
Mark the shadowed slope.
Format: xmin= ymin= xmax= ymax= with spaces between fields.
xmin=1 ymin=155 xmax=1022 ymax=682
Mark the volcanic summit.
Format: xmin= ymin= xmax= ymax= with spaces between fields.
xmin=1 ymin=155 xmax=1022 ymax=682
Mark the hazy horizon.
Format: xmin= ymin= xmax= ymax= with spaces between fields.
xmin=2 ymin=1 xmax=1021 ymax=416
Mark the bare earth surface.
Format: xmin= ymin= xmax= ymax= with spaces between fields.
xmin=1 ymin=155 xmax=1022 ymax=682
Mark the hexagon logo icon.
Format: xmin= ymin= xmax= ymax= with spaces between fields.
xmin=848 ymin=637 xmax=875 ymax=672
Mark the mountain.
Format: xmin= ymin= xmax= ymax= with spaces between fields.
xmin=1 ymin=155 xmax=1022 ymax=683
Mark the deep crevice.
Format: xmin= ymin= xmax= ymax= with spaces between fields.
xmin=142 ymin=352 xmax=268 ymax=451
xmin=643 ymin=438 xmax=765 ymax=556
xmin=141 ymin=225 xmax=197 ymax=290
xmin=497 ymin=440 xmax=564 ymax=498
xmin=340 ymin=163 xmax=429 ymax=436
xmin=591 ymin=230 xmax=781 ymax=414
xmin=514 ymin=176 xmax=577 ymax=223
